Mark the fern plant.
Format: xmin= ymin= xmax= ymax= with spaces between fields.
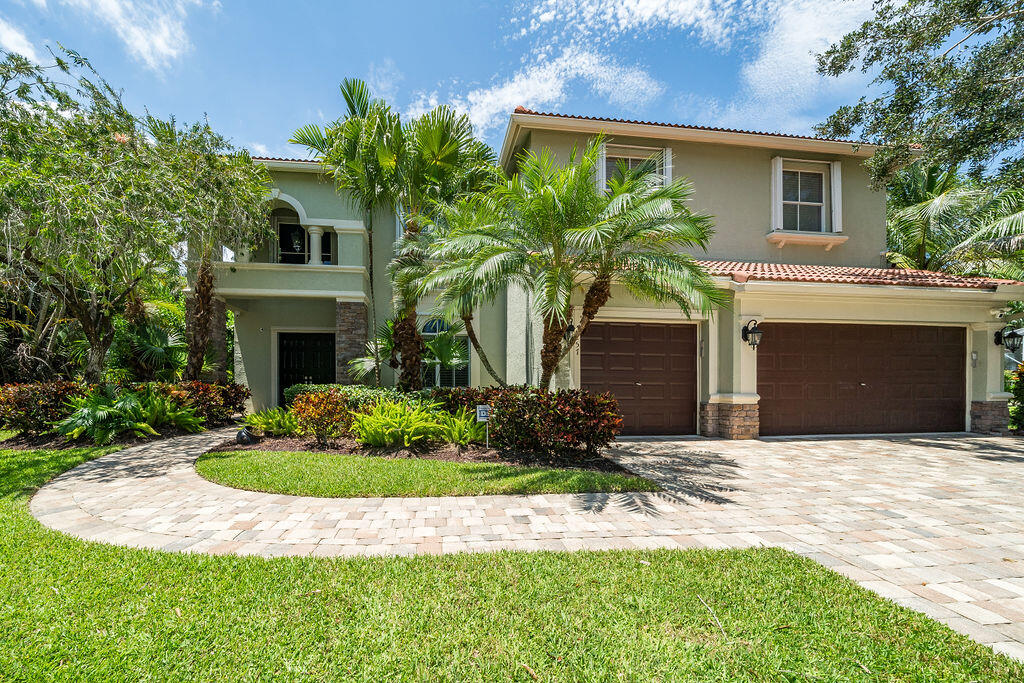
xmin=350 ymin=400 xmax=444 ymax=448
xmin=435 ymin=407 xmax=486 ymax=447
xmin=244 ymin=408 xmax=299 ymax=436
xmin=56 ymin=385 xmax=203 ymax=445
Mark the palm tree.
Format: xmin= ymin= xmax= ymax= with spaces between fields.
xmin=887 ymin=162 xmax=1024 ymax=277
xmin=426 ymin=137 xmax=724 ymax=390
xmin=347 ymin=318 xmax=469 ymax=385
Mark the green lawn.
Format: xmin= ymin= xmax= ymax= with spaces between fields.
xmin=196 ymin=449 xmax=661 ymax=497
xmin=1 ymin=445 xmax=1021 ymax=680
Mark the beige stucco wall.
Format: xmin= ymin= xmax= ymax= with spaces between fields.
xmin=523 ymin=129 xmax=887 ymax=268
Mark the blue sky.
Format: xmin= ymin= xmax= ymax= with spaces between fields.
xmin=0 ymin=1 xmax=875 ymax=157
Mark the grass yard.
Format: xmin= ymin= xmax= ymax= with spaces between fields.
xmin=1 ymin=445 xmax=1022 ymax=680
xmin=196 ymin=449 xmax=660 ymax=497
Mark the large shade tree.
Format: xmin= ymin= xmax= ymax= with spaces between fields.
xmin=150 ymin=119 xmax=271 ymax=381
xmin=0 ymin=49 xmax=180 ymax=381
xmin=817 ymin=0 xmax=1024 ymax=185
xmin=425 ymin=138 xmax=724 ymax=390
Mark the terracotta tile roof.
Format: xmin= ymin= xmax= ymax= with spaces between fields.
xmin=697 ymin=260 xmax=1019 ymax=290
xmin=513 ymin=106 xmax=867 ymax=146
xmin=253 ymin=156 xmax=319 ymax=163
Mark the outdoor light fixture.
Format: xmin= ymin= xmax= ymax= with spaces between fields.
xmin=563 ymin=323 xmax=575 ymax=340
xmin=741 ymin=320 xmax=763 ymax=349
xmin=995 ymin=326 xmax=1024 ymax=354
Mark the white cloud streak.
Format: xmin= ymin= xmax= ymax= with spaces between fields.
xmin=366 ymin=58 xmax=403 ymax=103
xmin=0 ymin=16 xmax=41 ymax=62
xmin=59 ymin=0 xmax=206 ymax=71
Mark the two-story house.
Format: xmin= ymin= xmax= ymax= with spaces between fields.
xmin=217 ymin=107 xmax=1024 ymax=438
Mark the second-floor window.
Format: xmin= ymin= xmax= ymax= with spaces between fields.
xmin=782 ymin=170 xmax=824 ymax=232
xmin=599 ymin=144 xmax=672 ymax=190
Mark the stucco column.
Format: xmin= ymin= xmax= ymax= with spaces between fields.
xmin=969 ymin=321 xmax=1012 ymax=434
xmin=307 ymin=226 xmax=323 ymax=265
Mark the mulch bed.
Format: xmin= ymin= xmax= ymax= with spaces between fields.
xmin=212 ymin=434 xmax=631 ymax=474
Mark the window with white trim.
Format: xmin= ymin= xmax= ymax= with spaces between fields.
xmin=598 ymin=144 xmax=673 ymax=190
xmin=421 ymin=319 xmax=470 ymax=388
xmin=782 ymin=170 xmax=824 ymax=232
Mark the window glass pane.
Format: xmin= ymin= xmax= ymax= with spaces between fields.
xmin=782 ymin=171 xmax=800 ymax=202
xmin=320 ymin=232 xmax=332 ymax=264
xmin=605 ymin=157 xmax=622 ymax=184
xmin=799 ymin=172 xmax=823 ymax=203
xmin=783 ymin=203 xmax=799 ymax=231
xmin=798 ymin=204 xmax=823 ymax=232
xmin=452 ymin=338 xmax=470 ymax=387
xmin=278 ymin=223 xmax=306 ymax=264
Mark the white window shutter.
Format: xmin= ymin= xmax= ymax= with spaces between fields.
xmin=662 ymin=146 xmax=673 ymax=185
xmin=395 ymin=211 xmax=403 ymax=240
xmin=830 ymin=161 xmax=843 ymax=233
xmin=595 ymin=142 xmax=606 ymax=190
xmin=770 ymin=156 xmax=783 ymax=232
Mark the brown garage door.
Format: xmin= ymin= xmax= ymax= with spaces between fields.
xmin=581 ymin=322 xmax=698 ymax=435
xmin=758 ymin=323 xmax=966 ymax=436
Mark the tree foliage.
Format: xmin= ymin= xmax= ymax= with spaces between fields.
xmin=817 ymin=0 xmax=1024 ymax=185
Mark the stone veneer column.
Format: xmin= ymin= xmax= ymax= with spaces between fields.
xmin=970 ymin=400 xmax=1011 ymax=436
xmin=700 ymin=402 xmax=759 ymax=439
xmin=335 ymin=300 xmax=368 ymax=385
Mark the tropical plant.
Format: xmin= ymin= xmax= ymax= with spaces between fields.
xmin=291 ymin=390 xmax=349 ymax=447
xmin=107 ymin=317 xmax=186 ymax=382
xmin=282 ymin=382 xmax=407 ymax=409
xmin=349 ymin=399 xmax=443 ymax=448
xmin=56 ymin=384 xmax=203 ymax=445
xmin=425 ymin=137 xmax=723 ymax=390
xmin=817 ymin=0 xmax=1024 ymax=185
xmin=347 ymin=318 xmax=471 ymax=386
xmin=244 ymin=408 xmax=299 ymax=437
xmin=886 ymin=162 xmax=1024 ymax=277
xmin=434 ymin=407 xmax=486 ymax=447
xmin=0 ymin=381 xmax=90 ymax=434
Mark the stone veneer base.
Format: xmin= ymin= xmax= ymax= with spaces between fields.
xmin=970 ymin=400 xmax=1011 ymax=436
xmin=700 ymin=402 xmax=759 ymax=439
xmin=335 ymin=301 xmax=368 ymax=384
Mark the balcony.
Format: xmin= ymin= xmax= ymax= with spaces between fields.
xmin=212 ymin=262 xmax=367 ymax=301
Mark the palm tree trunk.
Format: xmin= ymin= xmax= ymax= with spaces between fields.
xmin=461 ymin=313 xmax=507 ymax=387
xmin=365 ymin=210 xmax=381 ymax=386
xmin=184 ymin=257 xmax=214 ymax=381
xmin=556 ymin=274 xmax=612 ymax=366
xmin=393 ymin=305 xmax=425 ymax=391
xmin=538 ymin=316 xmax=567 ymax=391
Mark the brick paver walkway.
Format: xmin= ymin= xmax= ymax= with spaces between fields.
xmin=30 ymin=428 xmax=1024 ymax=658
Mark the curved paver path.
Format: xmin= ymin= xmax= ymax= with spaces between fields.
xmin=29 ymin=429 xmax=1024 ymax=657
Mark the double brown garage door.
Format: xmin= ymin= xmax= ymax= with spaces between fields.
xmin=758 ymin=323 xmax=966 ymax=435
xmin=581 ymin=323 xmax=698 ymax=435
xmin=582 ymin=321 xmax=966 ymax=437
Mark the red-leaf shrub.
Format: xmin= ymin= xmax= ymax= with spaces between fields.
xmin=0 ymin=382 xmax=91 ymax=434
xmin=166 ymin=381 xmax=250 ymax=425
xmin=429 ymin=386 xmax=622 ymax=456
xmin=291 ymin=391 xmax=349 ymax=447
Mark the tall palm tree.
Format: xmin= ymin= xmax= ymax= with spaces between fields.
xmin=426 ymin=137 xmax=724 ymax=390
xmin=384 ymin=106 xmax=496 ymax=390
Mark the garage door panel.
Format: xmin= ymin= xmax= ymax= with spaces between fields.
xmin=758 ymin=323 xmax=965 ymax=435
xmin=581 ymin=322 xmax=697 ymax=436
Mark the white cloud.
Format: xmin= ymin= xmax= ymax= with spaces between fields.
xmin=450 ymin=46 xmax=664 ymax=135
xmin=0 ymin=16 xmax=41 ymax=62
xmin=59 ymin=0 xmax=207 ymax=71
xmin=366 ymin=58 xmax=403 ymax=103
xmin=248 ymin=142 xmax=269 ymax=156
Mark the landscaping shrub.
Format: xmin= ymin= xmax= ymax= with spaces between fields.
xmin=1007 ymin=366 xmax=1024 ymax=429
xmin=349 ymin=399 xmax=445 ymax=448
xmin=56 ymin=384 xmax=203 ymax=445
xmin=431 ymin=386 xmax=622 ymax=456
xmin=244 ymin=408 xmax=299 ymax=437
xmin=0 ymin=381 xmax=91 ymax=434
xmin=171 ymin=381 xmax=249 ymax=424
xmin=435 ymin=407 xmax=487 ymax=447
xmin=291 ymin=391 xmax=349 ymax=447
xmin=283 ymin=383 xmax=405 ymax=408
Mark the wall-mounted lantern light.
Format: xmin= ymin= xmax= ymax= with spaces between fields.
xmin=741 ymin=320 xmax=763 ymax=349
xmin=995 ymin=326 xmax=1024 ymax=354
xmin=563 ymin=323 xmax=576 ymax=340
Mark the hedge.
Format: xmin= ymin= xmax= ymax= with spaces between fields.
xmin=429 ymin=386 xmax=622 ymax=455
xmin=282 ymin=383 xmax=406 ymax=409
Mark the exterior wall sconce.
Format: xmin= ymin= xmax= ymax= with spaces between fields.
xmin=741 ymin=320 xmax=763 ymax=349
xmin=995 ymin=326 xmax=1024 ymax=354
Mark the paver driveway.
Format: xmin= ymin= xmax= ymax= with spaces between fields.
xmin=30 ymin=429 xmax=1024 ymax=658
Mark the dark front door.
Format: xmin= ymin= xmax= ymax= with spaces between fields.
xmin=757 ymin=323 xmax=966 ymax=435
xmin=278 ymin=332 xmax=336 ymax=405
xmin=581 ymin=322 xmax=698 ymax=435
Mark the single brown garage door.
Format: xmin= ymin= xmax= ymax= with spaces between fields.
xmin=581 ymin=322 xmax=698 ymax=435
xmin=757 ymin=323 xmax=966 ymax=436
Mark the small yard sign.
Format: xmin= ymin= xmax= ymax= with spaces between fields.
xmin=475 ymin=404 xmax=490 ymax=422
